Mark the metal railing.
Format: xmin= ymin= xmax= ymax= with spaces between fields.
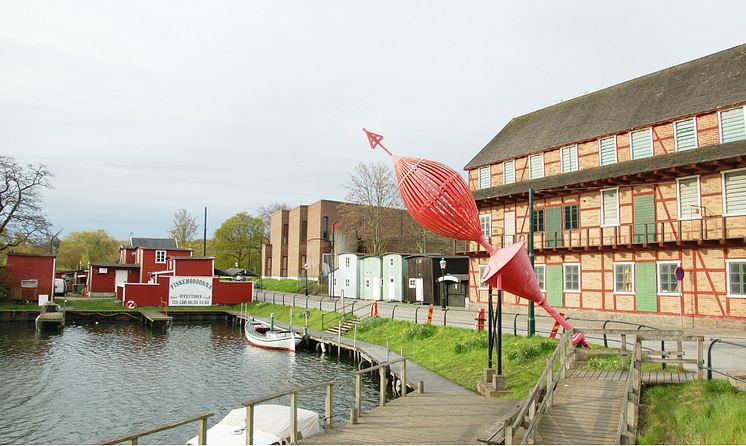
xmin=706 ymin=338 xmax=746 ymax=383
xmin=98 ymin=412 xmax=213 ymax=445
xmin=350 ymin=357 xmax=407 ymax=424
xmin=242 ymin=382 xmax=334 ymax=445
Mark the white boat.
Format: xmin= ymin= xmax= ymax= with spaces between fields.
xmin=245 ymin=318 xmax=301 ymax=352
xmin=186 ymin=404 xmax=321 ymax=445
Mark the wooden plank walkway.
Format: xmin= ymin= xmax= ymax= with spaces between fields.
xmin=569 ymin=369 xmax=696 ymax=384
xmin=139 ymin=310 xmax=172 ymax=323
xmin=300 ymin=392 xmax=520 ymax=445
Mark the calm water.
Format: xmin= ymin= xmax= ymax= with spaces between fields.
xmin=0 ymin=321 xmax=380 ymax=444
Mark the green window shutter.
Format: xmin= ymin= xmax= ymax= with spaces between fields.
xmin=678 ymin=177 xmax=700 ymax=219
xmin=503 ymin=160 xmax=515 ymax=184
xmin=633 ymin=195 xmax=655 ymax=243
xmin=721 ymin=107 xmax=746 ymax=143
xmin=479 ymin=166 xmax=490 ymax=189
xmin=631 ymin=129 xmax=652 ymax=159
xmin=599 ymin=137 xmax=616 ymax=165
xmin=635 ymin=262 xmax=657 ymax=312
xmin=725 ymin=170 xmax=746 ymax=215
xmin=675 ymin=118 xmax=697 ymax=151
xmin=545 ymin=206 xmax=563 ymax=248
xmin=546 ymin=265 xmax=563 ymax=306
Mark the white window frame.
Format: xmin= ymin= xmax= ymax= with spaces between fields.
xmin=562 ymin=263 xmax=581 ymax=292
xmin=155 ymin=250 xmax=166 ymax=264
xmin=534 ymin=264 xmax=546 ymax=292
xmin=389 ymin=258 xmax=394 ymax=267
xmin=718 ymin=106 xmax=746 ymax=144
xmin=21 ymin=279 xmax=38 ymax=288
xmin=529 ymin=153 xmax=544 ymax=180
xmin=677 ymin=175 xmax=701 ymax=220
xmin=478 ymin=264 xmax=488 ymax=290
xmin=726 ymin=259 xmax=746 ymax=298
xmin=613 ymin=262 xmax=635 ymax=295
xmin=657 ymin=261 xmax=681 ymax=296
xmin=408 ymin=278 xmax=416 ymax=288
xmin=722 ymin=167 xmax=746 ymax=217
xmin=560 ymin=145 xmax=579 ymax=173
xmin=600 ymin=187 xmax=620 ymax=227
xmin=598 ymin=136 xmax=618 ymax=166
xmin=503 ymin=159 xmax=515 ymax=185
xmin=630 ymin=128 xmax=653 ymax=159
xmin=345 ymin=278 xmax=350 ymax=287
xmin=480 ymin=214 xmax=492 ymax=239
xmin=478 ymin=166 xmax=491 ymax=189
xmin=99 ymin=267 xmax=108 ymax=274
xmin=345 ymin=257 xmax=351 ymax=268
xmin=674 ymin=117 xmax=698 ymax=151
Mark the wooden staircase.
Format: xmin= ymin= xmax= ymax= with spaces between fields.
xmin=325 ymin=315 xmax=366 ymax=335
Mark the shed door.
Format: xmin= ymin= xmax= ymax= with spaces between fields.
xmin=115 ymin=270 xmax=128 ymax=287
xmin=388 ymin=276 xmax=396 ymax=300
xmin=504 ymin=211 xmax=515 ymax=246
xmin=415 ymin=279 xmax=424 ymax=302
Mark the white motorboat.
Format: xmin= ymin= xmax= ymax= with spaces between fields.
xmin=244 ymin=318 xmax=301 ymax=352
xmin=186 ymin=404 xmax=321 ymax=445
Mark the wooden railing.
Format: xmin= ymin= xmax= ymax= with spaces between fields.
xmin=350 ymin=357 xmax=407 ymax=424
xmin=616 ymin=336 xmax=642 ymax=445
xmin=98 ymin=412 xmax=213 ymax=445
xmin=242 ymin=381 xmax=334 ymax=445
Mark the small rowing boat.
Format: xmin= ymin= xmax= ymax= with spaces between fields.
xmin=244 ymin=316 xmax=301 ymax=352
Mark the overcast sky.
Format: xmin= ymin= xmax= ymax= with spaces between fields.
xmin=2 ymin=1 xmax=745 ymax=240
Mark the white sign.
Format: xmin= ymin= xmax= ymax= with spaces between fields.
xmin=38 ymin=294 xmax=49 ymax=306
xmin=169 ymin=276 xmax=213 ymax=306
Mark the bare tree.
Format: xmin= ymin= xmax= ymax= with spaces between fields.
xmin=168 ymin=209 xmax=198 ymax=247
xmin=0 ymin=157 xmax=53 ymax=252
xmin=339 ymin=162 xmax=402 ymax=255
xmin=256 ymin=202 xmax=290 ymax=238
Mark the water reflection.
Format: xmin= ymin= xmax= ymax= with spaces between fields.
xmin=0 ymin=322 xmax=379 ymax=445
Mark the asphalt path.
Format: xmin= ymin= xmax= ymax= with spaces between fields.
xmin=254 ymin=290 xmax=746 ymax=380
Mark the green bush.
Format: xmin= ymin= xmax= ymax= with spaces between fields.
xmin=454 ymin=337 xmax=488 ymax=354
xmin=506 ymin=337 xmax=556 ymax=364
xmin=402 ymin=324 xmax=436 ymax=340
xmin=358 ymin=317 xmax=387 ymax=333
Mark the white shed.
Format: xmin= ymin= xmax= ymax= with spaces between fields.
xmin=330 ymin=253 xmax=359 ymax=299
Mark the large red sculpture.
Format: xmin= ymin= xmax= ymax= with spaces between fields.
xmin=364 ymin=128 xmax=587 ymax=347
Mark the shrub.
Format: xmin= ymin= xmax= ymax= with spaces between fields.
xmin=403 ymin=324 xmax=436 ymax=340
xmin=358 ymin=317 xmax=387 ymax=333
xmin=507 ymin=338 xmax=556 ymax=364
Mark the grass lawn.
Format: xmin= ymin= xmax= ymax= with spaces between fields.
xmin=637 ymin=380 xmax=746 ymax=444
xmin=255 ymin=278 xmax=327 ymax=296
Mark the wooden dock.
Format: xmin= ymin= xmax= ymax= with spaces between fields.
xmin=139 ymin=310 xmax=172 ymax=328
xmin=300 ymin=392 xmax=520 ymax=445
xmin=35 ymin=311 xmax=64 ymax=331
xmin=568 ymin=368 xmax=697 ymax=384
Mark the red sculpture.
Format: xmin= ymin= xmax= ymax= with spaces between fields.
xmin=364 ymin=128 xmax=587 ymax=347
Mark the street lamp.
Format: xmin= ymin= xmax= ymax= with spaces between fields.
xmin=439 ymin=257 xmax=447 ymax=310
xmin=303 ymin=262 xmax=309 ymax=296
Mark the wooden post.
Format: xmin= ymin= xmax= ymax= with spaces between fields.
xmin=621 ymin=334 xmax=628 ymax=370
xmin=325 ymin=383 xmax=333 ymax=429
xmin=246 ymin=404 xmax=254 ymax=446
xmin=350 ymin=408 xmax=359 ymax=425
xmin=677 ymin=340 xmax=683 ymax=363
xmin=417 ymin=381 xmax=424 ymax=394
xmin=128 ymin=439 xmax=138 ymax=445
xmin=198 ymin=417 xmax=207 ymax=445
xmin=355 ymin=374 xmax=362 ymax=415
xmin=290 ymin=392 xmax=298 ymax=444
xmin=546 ymin=358 xmax=553 ymax=408
xmin=379 ymin=367 xmax=386 ymax=407
xmin=337 ymin=321 xmax=342 ymax=360
xmin=402 ymin=355 xmax=407 ymax=398
xmin=697 ymin=336 xmax=704 ymax=380
xmin=504 ymin=419 xmax=513 ymax=445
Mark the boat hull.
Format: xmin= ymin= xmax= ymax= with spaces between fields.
xmin=244 ymin=319 xmax=301 ymax=352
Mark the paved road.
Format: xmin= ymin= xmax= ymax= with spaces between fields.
xmin=254 ymin=290 xmax=746 ymax=379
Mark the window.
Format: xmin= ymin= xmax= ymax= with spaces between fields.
xmin=677 ymin=176 xmax=701 ymax=220
xmin=333 ymin=278 xmax=337 ymax=286
xmin=480 ymin=214 xmax=491 ymax=239
xmin=99 ymin=267 xmax=108 ymax=274
xmin=560 ymin=145 xmax=578 ymax=173
xmin=389 ymin=258 xmax=394 ymax=267
xmin=532 ymin=209 xmax=545 ymax=232
xmin=478 ymin=166 xmax=490 ymax=189
xmin=720 ymin=107 xmax=746 ymax=143
xmin=563 ymin=264 xmax=580 ymax=292
xmin=723 ymin=169 xmax=746 ymax=216
xmin=21 ymin=279 xmax=38 ymax=288
xmin=503 ymin=160 xmax=515 ymax=184
xmin=601 ymin=188 xmax=619 ymax=227
xmin=599 ymin=136 xmax=617 ymax=166
xmin=345 ymin=278 xmax=350 ymax=287
xmin=155 ymin=250 xmax=166 ymax=263
xmin=529 ymin=154 xmax=544 ymax=179
xmin=345 ymin=257 xmax=350 ymax=268
xmin=727 ymin=260 xmax=746 ymax=297
xmin=614 ymin=263 xmax=634 ymax=294
xmin=365 ymin=279 xmax=371 ymax=289
xmin=478 ymin=264 xmax=489 ymax=290
xmin=322 ymin=216 xmax=329 ymax=240
xmin=564 ymin=205 xmax=579 ymax=230
xmin=408 ymin=278 xmax=416 ymax=288
xmin=658 ymin=262 xmax=680 ymax=295
xmin=630 ymin=128 xmax=653 ymax=159
xmin=534 ymin=265 xmax=546 ymax=291
xmin=674 ymin=118 xmax=697 ymax=151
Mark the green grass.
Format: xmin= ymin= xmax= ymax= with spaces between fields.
xmin=638 ymin=380 xmax=746 ymax=444
xmin=584 ymin=349 xmax=685 ymax=372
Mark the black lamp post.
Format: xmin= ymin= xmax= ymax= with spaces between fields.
xmin=303 ymin=262 xmax=309 ymax=296
xmin=439 ymin=257 xmax=447 ymax=310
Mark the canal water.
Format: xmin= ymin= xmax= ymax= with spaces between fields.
xmin=0 ymin=321 xmax=380 ymax=444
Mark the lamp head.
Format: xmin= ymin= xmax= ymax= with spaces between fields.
xmin=439 ymin=258 xmax=446 ymax=270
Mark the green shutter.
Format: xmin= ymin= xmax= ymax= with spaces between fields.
xmin=633 ymin=195 xmax=655 ymax=243
xmin=631 ymin=129 xmax=653 ymax=159
xmin=721 ymin=107 xmax=746 ymax=143
xmin=635 ymin=262 xmax=657 ymax=312
xmin=545 ymin=206 xmax=563 ymax=248
xmin=546 ymin=265 xmax=563 ymax=306
xmin=599 ymin=137 xmax=617 ymax=165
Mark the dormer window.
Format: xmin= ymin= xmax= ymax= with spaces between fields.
xmin=155 ymin=250 xmax=166 ymax=263
xmin=630 ymin=128 xmax=653 ymax=159
xmin=503 ymin=160 xmax=515 ymax=184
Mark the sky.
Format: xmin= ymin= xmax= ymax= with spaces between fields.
xmin=2 ymin=1 xmax=745 ymax=240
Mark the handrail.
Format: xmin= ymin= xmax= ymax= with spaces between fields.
xmin=321 ymin=301 xmax=374 ymax=331
xmin=616 ymin=336 xmax=642 ymax=444
xmin=351 ymin=357 xmax=407 ymax=423
xmin=242 ymin=381 xmax=334 ymax=445
xmin=98 ymin=412 xmax=213 ymax=445
xmin=707 ymin=338 xmax=746 ymax=380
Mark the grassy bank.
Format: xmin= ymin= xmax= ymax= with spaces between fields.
xmin=637 ymin=380 xmax=746 ymax=444
xmin=256 ymin=278 xmax=327 ymax=296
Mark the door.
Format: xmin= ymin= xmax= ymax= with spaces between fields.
xmin=388 ymin=276 xmax=396 ymax=300
xmin=504 ymin=211 xmax=516 ymax=246
xmin=115 ymin=269 xmax=128 ymax=287
xmin=415 ymin=279 xmax=424 ymax=302
xmin=633 ymin=195 xmax=655 ymax=243
xmin=372 ymin=277 xmax=381 ymax=300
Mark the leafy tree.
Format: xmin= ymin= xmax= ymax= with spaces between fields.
xmin=168 ymin=209 xmax=198 ymax=247
xmin=0 ymin=156 xmax=53 ymax=252
xmin=56 ymin=230 xmax=120 ymax=270
xmin=213 ymin=212 xmax=264 ymax=272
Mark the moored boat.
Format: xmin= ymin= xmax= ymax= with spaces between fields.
xmin=244 ymin=317 xmax=301 ymax=352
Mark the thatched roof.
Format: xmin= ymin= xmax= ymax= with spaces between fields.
xmin=465 ymin=43 xmax=746 ymax=170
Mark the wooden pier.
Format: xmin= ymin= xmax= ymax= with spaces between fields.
xmin=139 ymin=310 xmax=172 ymax=328
xmin=35 ymin=311 xmax=64 ymax=331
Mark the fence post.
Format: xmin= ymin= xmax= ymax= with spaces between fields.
xmin=379 ymin=367 xmax=387 ymax=407
xmin=621 ymin=334 xmax=628 ymax=370
xmin=282 ymin=294 xmax=286 ymax=306
xmin=325 ymin=383 xmax=333 ymax=429
xmin=245 ymin=404 xmax=254 ymax=446
xmin=415 ymin=306 xmax=420 ymax=324
xmin=514 ymin=313 xmax=519 ymax=335
xmin=707 ymin=339 xmax=721 ymax=381
xmin=603 ymin=320 xmax=610 ymax=347
xmin=292 ymin=295 xmax=296 ymax=307
xmin=392 ymin=304 xmax=397 ymax=319
xmin=504 ymin=419 xmax=513 ymax=445
xmin=355 ymin=374 xmax=362 ymax=416
xmin=198 ymin=416 xmax=207 ymax=445
xmin=290 ymin=391 xmax=298 ymax=444
xmin=443 ymin=308 xmax=449 ymax=326
xmin=697 ymin=336 xmax=704 ymax=380
xmin=305 ymin=296 xmax=310 ymax=310
xmin=401 ymin=356 xmax=407 ymax=397
xmin=272 ymin=292 xmax=276 ymax=305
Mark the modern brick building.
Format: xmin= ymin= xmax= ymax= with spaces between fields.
xmin=463 ymin=44 xmax=746 ymax=328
